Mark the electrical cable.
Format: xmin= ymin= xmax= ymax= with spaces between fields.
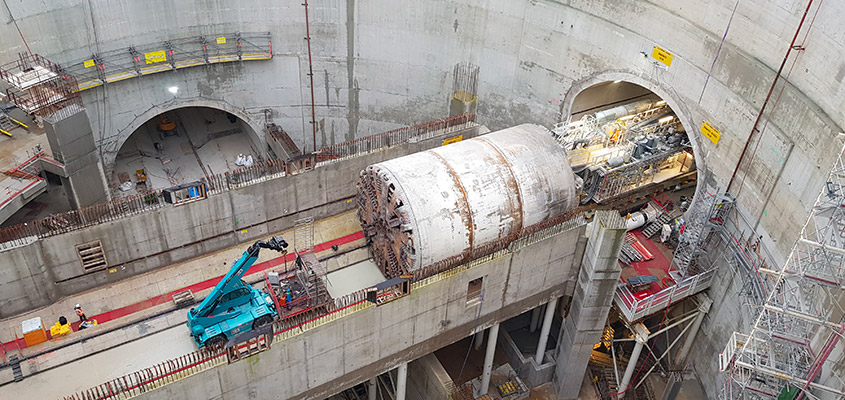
xmin=608 ymin=303 xmax=671 ymax=398
xmin=734 ymin=0 xmax=823 ymax=199
xmin=456 ymin=288 xmax=485 ymax=383
xmin=1 ymin=0 xmax=32 ymax=55
xmin=698 ymin=0 xmax=740 ymax=104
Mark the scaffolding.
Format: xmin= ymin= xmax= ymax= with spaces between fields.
xmin=0 ymin=53 xmax=82 ymax=116
xmin=720 ymin=144 xmax=845 ymax=399
xmin=613 ymin=186 xmax=734 ymax=322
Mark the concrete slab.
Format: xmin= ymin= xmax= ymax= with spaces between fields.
xmin=325 ymin=258 xmax=386 ymax=299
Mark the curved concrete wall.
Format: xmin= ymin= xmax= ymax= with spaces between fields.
xmin=2 ymin=1 xmax=840 ymax=258
xmin=2 ymin=1 xmax=844 ymax=396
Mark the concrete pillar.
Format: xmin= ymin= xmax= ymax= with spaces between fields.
xmin=553 ymin=210 xmax=626 ymax=399
xmin=396 ymin=362 xmax=408 ymax=400
xmin=618 ymin=324 xmax=650 ymax=400
xmin=474 ymin=331 xmax=483 ymax=350
xmin=674 ymin=294 xmax=713 ymax=367
xmin=368 ymin=376 xmax=377 ymax=400
xmin=476 ymin=323 xmax=500 ymax=398
xmin=43 ymin=108 xmax=109 ymax=207
xmin=534 ymin=297 xmax=558 ymax=365
xmin=659 ymin=372 xmax=684 ymax=400
xmin=660 ymin=294 xmax=712 ymax=400
xmin=529 ymin=305 xmax=543 ymax=333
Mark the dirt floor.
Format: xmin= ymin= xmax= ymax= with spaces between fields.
xmin=434 ymin=334 xmax=510 ymax=385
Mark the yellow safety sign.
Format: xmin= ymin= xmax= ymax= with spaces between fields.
xmin=652 ymin=46 xmax=674 ymax=67
xmin=83 ymin=59 xmax=96 ymax=68
xmin=144 ymin=50 xmax=167 ymax=64
xmin=701 ymin=121 xmax=721 ymax=145
xmin=216 ymin=37 xmax=227 ymax=44
xmin=442 ymin=135 xmax=463 ymax=146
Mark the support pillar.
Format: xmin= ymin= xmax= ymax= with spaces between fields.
xmin=43 ymin=108 xmax=109 ymax=207
xmin=476 ymin=323 xmax=500 ymax=398
xmin=534 ymin=297 xmax=558 ymax=365
xmin=474 ymin=331 xmax=483 ymax=350
xmin=396 ymin=362 xmax=408 ymax=400
xmin=618 ymin=323 xmax=650 ymax=400
xmin=368 ymin=376 xmax=377 ymax=400
xmin=553 ymin=211 xmax=626 ymax=399
xmin=661 ymin=294 xmax=712 ymax=400
xmin=675 ymin=294 xmax=713 ymax=367
xmin=529 ymin=305 xmax=542 ymax=333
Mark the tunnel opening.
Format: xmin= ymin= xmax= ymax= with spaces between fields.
xmin=554 ymin=80 xmax=697 ymax=207
xmin=111 ymin=106 xmax=261 ymax=195
xmin=558 ymin=81 xmax=708 ymax=397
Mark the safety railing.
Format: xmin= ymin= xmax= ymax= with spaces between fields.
xmin=315 ymin=113 xmax=476 ymax=162
xmin=61 ymin=32 xmax=273 ymax=92
xmin=0 ymin=114 xmax=476 ymax=251
xmin=614 ymin=267 xmax=716 ymax=322
xmin=63 ymin=203 xmax=587 ymax=400
xmin=0 ymin=190 xmax=165 ymax=251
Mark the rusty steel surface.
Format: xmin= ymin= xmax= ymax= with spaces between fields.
xmin=357 ymin=124 xmax=578 ymax=277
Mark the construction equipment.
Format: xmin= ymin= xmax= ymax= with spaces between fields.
xmin=186 ymin=236 xmax=288 ymax=348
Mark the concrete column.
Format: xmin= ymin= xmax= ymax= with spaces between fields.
xmin=553 ymin=210 xmax=626 ymax=399
xmin=474 ymin=330 xmax=484 ymax=350
xmin=396 ymin=362 xmax=408 ymax=400
xmin=368 ymin=376 xmax=377 ymax=400
xmin=534 ymin=297 xmax=558 ymax=365
xmin=43 ymin=108 xmax=109 ymax=207
xmin=529 ymin=305 xmax=543 ymax=333
xmin=674 ymin=294 xmax=713 ymax=367
xmin=618 ymin=324 xmax=650 ymax=400
xmin=476 ymin=323 xmax=500 ymax=398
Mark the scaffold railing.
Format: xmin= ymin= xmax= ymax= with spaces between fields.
xmin=59 ymin=32 xmax=272 ymax=92
xmin=721 ymin=143 xmax=845 ymax=399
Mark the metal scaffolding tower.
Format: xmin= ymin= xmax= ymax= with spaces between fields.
xmin=720 ymin=145 xmax=845 ymax=399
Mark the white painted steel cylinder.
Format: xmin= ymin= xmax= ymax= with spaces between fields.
xmin=357 ymin=124 xmax=578 ymax=277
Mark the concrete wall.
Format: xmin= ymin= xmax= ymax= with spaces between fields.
xmin=0 ymin=0 xmax=837 ymax=260
xmin=3 ymin=1 xmax=844 ymax=396
xmin=128 ymin=217 xmax=586 ymax=400
xmin=0 ymin=125 xmax=483 ymax=319
xmin=406 ymin=353 xmax=452 ymax=400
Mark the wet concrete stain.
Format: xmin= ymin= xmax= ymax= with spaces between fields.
xmin=324 ymin=69 xmax=330 ymax=107
xmin=346 ymin=0 xmax=359 ymax=141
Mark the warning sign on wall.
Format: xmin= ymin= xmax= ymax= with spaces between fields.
xmin=83 ymin=59 xmax=95 ymax=68
xmin=216 ymin=37 xmax=227 ymax=44
xmin=652 ymin=46 xmax=674 ymax=67
xmin=701 ymin=121 xmax=721 ymax=145
xmin=144 ymin=50 xmax=167 ymax=64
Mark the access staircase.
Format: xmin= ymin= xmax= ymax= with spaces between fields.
xmin=0 ymin=111 xmax=28 ymax=137
xmin=642 ymin=212 xmax=672 ymax=239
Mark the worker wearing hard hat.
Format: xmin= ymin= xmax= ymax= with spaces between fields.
xmin=74 ymin=304 xmax=87 ymax=322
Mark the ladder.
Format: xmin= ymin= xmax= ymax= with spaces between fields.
xmin=642 ymin=212 xmax=672 ymax=238
xmin=0 ymin=111 xmax=28 ymax=137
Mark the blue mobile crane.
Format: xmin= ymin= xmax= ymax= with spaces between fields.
xmin=187 ymin=236 xmax=288 ymax=348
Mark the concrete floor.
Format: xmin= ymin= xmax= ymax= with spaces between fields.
xmin=0 ymin=178 xmax=71 ymax=228
xmin=325 ymin=258 xmax=386 ymax=298
xmin=434 ymin=335 xmax=510 ymax=386
xmin=1 ymin=324 xmax=196 ymax=399
xmin=112 ymin=107 xmax=257 ymax=195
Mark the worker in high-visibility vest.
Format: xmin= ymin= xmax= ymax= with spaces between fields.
xmin=74 ymin=304 xmax=87 ymax=322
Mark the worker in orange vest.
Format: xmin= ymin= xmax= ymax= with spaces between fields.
xmin=74 ymin=304 xmax=87 ymax=322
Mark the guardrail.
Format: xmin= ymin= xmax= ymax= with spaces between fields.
xmin=315 ymin=113 xmax=476 ymax=162
xmin=614 ymin=267 xmax=716 ymax=322
xmin=63 ymin=202 xmax=586 ymax=400
xmin=0 ymin=114 xmax=476 ymax=251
